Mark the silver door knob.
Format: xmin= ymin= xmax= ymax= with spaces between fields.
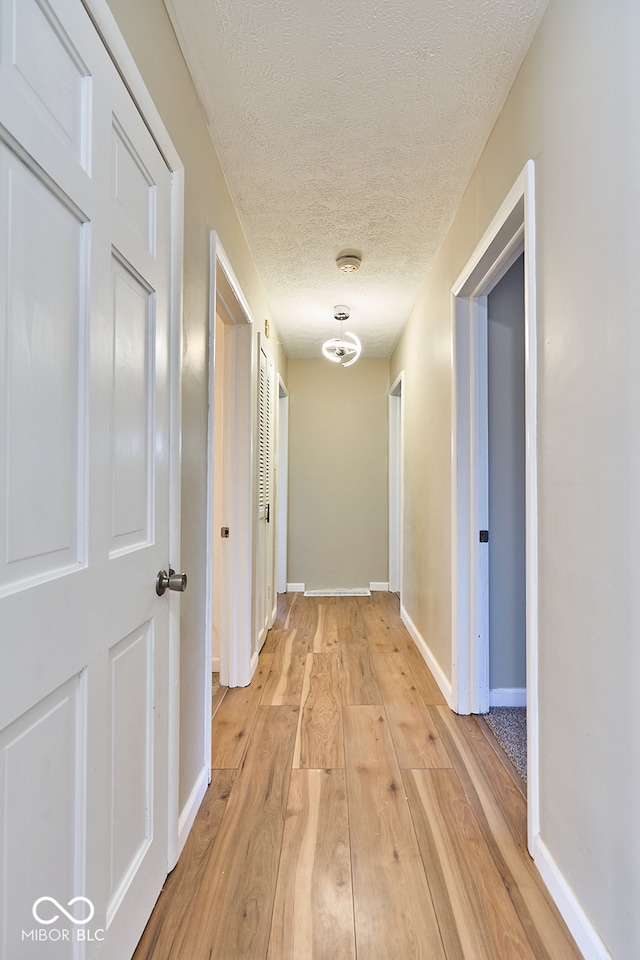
xmin=156 ymin=569 xmax=187 ymax=596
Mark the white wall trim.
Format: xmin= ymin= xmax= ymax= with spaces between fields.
xmin=177 ymin=765 xmax=209 ymax=858
xmin=304 ymin=589 xmax=370 ymax=597
xmin=286 ymin=582 xmax=305 ymax=592
xmin=400 ymin=605 xmax=453 ymax=707
xmin=370 ymin=582 xmax=389 ymax=592
xmin=489 ymin=687 xmax=526 ymax=708
xmin=533 ymin=836 xmax=613 ymax=960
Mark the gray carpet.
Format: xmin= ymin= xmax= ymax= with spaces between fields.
xmin=485 ymin=707 xmax=527 ymax=781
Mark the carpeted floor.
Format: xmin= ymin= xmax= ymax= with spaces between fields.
xmin=485 ymin=707 xmax=527 ymax=781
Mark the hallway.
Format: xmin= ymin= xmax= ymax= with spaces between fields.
xmin=132 ymin=593 xmax=581 ymax=960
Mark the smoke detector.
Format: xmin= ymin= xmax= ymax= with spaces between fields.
xmin=336 ymin=255 xmax=361 ymax=274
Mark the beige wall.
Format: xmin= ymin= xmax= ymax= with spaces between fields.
xmin=288 ymin=360 xmax=389 ymax=591
xmin=391 ymin=1 xmax=640 ymax=956
xmin=105 ymin=0 xmax=287 ymax=813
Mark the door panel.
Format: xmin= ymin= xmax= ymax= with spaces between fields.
xmin=110 ymin=257 xmax=154 ymax=555
xmin=0 ymin=144 xmax=87 ymax=590
xmin=0 ymin=1 xmax=175 ymax=956
xmin=107 ymin=623 xmax=154 ymax=926
xmin=0 ymin=674 xmax=86 ymax=960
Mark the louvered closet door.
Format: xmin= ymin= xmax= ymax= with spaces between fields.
xmin=0 ymin=0 xmax=174 ymax=957
xmin=256 ymin=341 xmax=274 ymax=652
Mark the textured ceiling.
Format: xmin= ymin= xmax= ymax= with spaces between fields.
xmin=164 ymin=0 xmax=548 ymax=359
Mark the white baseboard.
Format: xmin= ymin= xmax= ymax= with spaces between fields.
xmin=286 ymin=582 xmax=305 ymax=592
xmin=533 ymin=835 xmax=612 ymax=960
xmin=370 ymin=581 xmax=389 ymax=591
xmin=211 ymin=656 xmax=220 ymax=672
xmin=489 ymin=687 xmax=526 ymax=707
xmin=305 ymin=588 xmax=370 ymax=596
xmin=177 ymin=764 xmax=208 ymax=857
xmin=400 ymin=604 xmax=453 ymax=706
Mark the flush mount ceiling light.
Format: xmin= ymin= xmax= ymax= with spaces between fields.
xmin=322 ymin=305 xmax=362 ymax=367
xmin=336 ymin=254 xmax=361 ymax=274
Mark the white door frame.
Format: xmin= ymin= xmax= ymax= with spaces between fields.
xmin=205 ymin=234 xmax=254 ymax=728
xmin=450 ymin=160 xmax=539 ymax=849
xmin=83 ymin=0 xmax=184 ymax=871
xmin=389 ymin=372 xmax=404 ymax=595
xmin=276 ymin=376 xmax=289 ymax=595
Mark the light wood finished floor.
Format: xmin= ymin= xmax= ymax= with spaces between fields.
xmin=133 ymin=593 xmax=582 ymax=960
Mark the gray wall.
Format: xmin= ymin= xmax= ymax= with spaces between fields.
xmin=288 ymin=359 xmax=389 ymax=591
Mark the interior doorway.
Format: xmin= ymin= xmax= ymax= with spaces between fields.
xmin=277 ymin=377 xmax=289 ymax=595
xmin=205 ymin=234 xmax=254 ymax=735
xmin=451 ymin=161 xmax=539 ymax=850
xmin=389 ymin=373 xmax=404 ymax=595
xmin=487 ymin=254 xmax=526 ymax=707
xmin=483 ymin=255 xmax=528 ymax=784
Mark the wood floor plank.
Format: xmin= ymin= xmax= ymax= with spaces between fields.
xmin=343 ymin=705 xmax=446 ymax=960
xmin=430 ymin=706 xmax=583 ymax=960
xmin=364 ymin=620 xmax=403 ymax=654
xmin=294 ymin=653 xmax=344 ymax=768
xmin=267 ymin=769 xmax=355 ymax=960
xmin=283 ymin=593 xmax=321 ymax=632
xmin=339 ymin=629 xmax=382 ymax=705
xmin=404 ymin=768 xmax=538 ymax=960
xmin=277 ymin=590 xmax=300 ymax=620
xmin=477 ymin=714 xmax=527 ymax=799
xmin=211 ymin=677 xmax=227 ymax=718
xmin=367 ymin=590 xmax=404 ymax=623
xmin=132 ymin=771 xmax=235 ymax=960
xmin=335 ymin=598 xmax=367 ymax=634
xmin=312 ymin=604 xmax=339 ymax=652
xmin=174 ymin=706 xmax=299 ymax=960
xmin=261 ymin=629 xmax=308 ymax=704
xmin=375 ymin=653 xmax=451 ymax=768
xmin=393 ymin=628 xmax=448 ymax=705
xmin=261 ymin=626 xmax=288 ymax=656
xmin=211 ymin=653 xmax=273 ymax=768
xmin=359 ymin=595 xmax=404 ymax=640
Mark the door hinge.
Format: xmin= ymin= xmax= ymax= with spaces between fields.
xmin=479 ymin=530 xmax=489 ymax=543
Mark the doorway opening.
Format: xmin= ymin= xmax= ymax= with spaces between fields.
xmin=389 ymin=373 xmax=404 ymax=596
xmin=205 ymin=234 xmax=254 ymax=774
xmin=451 ymin=161 xmax=539 ymax=850
xmin=277 ymin=377 xmax=289 ymax=595
xmin=485 ymin=254 xmax=527 ymax=780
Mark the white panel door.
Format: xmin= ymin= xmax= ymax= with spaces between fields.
xmin=0 ymin=0 xmax=175 ymax=957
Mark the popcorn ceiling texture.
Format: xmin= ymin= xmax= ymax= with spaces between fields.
xmin=165 ymin=0 xmax=548 ymax=358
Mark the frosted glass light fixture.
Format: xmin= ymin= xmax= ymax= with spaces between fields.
xmin=322 ymin=305 xmax=362 ymax=367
